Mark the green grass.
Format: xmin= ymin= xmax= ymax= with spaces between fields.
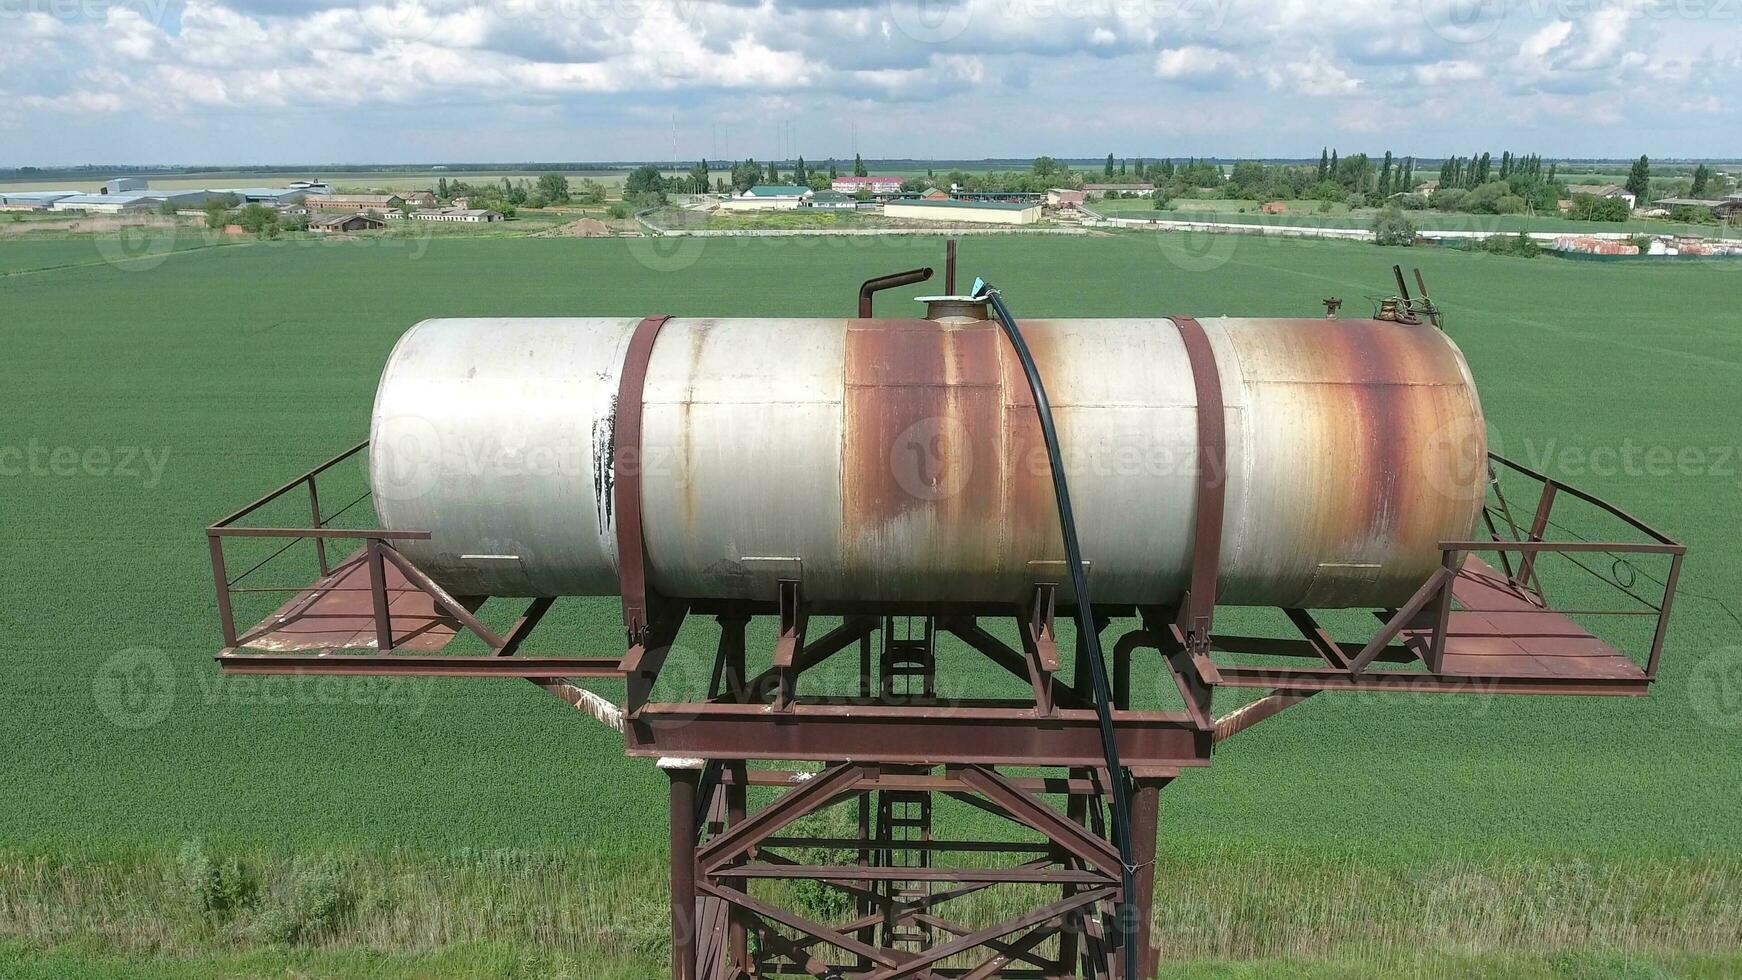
xmin=4 ymin=232 xmax=1741 ymax=974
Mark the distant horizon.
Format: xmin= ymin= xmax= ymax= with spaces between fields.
xmin=6 ymin=153 xmax=1741 ymax=178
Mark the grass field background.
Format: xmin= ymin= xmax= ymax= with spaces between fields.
xmin=3 ymin=231 xmax=1741 ymax=975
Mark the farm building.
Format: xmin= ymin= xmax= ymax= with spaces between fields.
xmin=410 ymin=208 xmax=505 ymax=223
xmin=0 ymin=191 xmax=77 ymax=209
xmin=1567 ymin=184 xmax=1637 ymax=208
xmin=883 ymin=199 xmax=1042 ymax=225
xmin=1046 ymin=188 xmax=1085 ymax=206
xmin=1652 ymin=197 xmax=1742 ymax=220
xmin=1082 ymin=183 xmax=1156 ymax=198
xmin=1261 ymin=201 xmax=1288 ymax=214
xmin=719 ymin=185 xmax=811 ymax=211
xmin=306 ymin=194 xmax=407 ymax=211
xmin=309 ymin=212 xmax=386 ymax=233
xmin=104 ymin=177 xmax=149 ymax=194
xmin=803 ymin=190 xmax=856 ymax=210
xmin=921 ymin=188 xmax=950 ymax=200
xmin=832 ymin=176 xmax=904 ymax=194
xmin=226 ymin=187 xmax=310 ymax=206
xmin=51 ymin=190 xmax=218 ymax=213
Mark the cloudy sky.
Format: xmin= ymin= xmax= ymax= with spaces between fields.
xmin=1 ymin=0 xmax=1736 ymax=165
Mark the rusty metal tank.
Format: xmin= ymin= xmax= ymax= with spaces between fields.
xmin=368 ymin=306 xmax=1486 ymax=608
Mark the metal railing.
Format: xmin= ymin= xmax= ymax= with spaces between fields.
xmin=1405 ymin=451 xmax=1686 ymax=678
xmin=205 ymin=440 xmax=430 ymax=649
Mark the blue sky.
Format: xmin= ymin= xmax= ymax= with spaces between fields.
xmin=0 ymin=0 xmax=1736 ymax=164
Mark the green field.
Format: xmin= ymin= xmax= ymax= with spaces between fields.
xmin=4 ymin=231 xmax=1742 ymax=977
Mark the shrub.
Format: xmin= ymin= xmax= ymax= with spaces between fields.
xmin=1433 ymin=188 xmax=1467 ymax=212
xmin=1371 ymin=207 xmax=1417 ymax=246
xmin=1495 ymin=195 xmax=1527 ymax=214
xmin=256 ymin=859 xmax=355 ymax=945
xmin=1470 ymin=232 xmax=1542 ymax=258
xmin=1396 ymin=193 xmax=1429 ymax=210
xmin=176 ymin=840 xmax=259 ymax=922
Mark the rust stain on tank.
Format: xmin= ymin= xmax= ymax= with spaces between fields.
xmin=841 ymin=319 xmax=1006 ymax=598
xmin=677 ymin=319 xmax=714 ymax=534
xmin=1254 ymin=318 xmax=1483 ymax=605
xmin=998 ymin=320 xmax=1069 ymax=574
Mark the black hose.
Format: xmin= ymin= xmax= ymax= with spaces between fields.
xmin=974 ymin=282 xmax=1140 ymax=979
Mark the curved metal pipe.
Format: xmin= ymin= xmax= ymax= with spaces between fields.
xmin=857 ymin=266 xmax=932 ymax=317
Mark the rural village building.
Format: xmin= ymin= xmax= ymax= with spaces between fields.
xmin=719 ymin=185 xmax=812 ymax=210
xmin=804 ymin=190 xmax=857 ymax=210
xmin=1081 ymin=183 xmax=1156 ymax=198
xmin=883 ymin=198 xmax=1042 ymax=225
xmin=309 ymin=212 xmax=386 ymax=233
xmin=1566 ymin=184 xmax=1637 ymax=208
xmin=305 ymin=194 xmax=407 ymax=211
xmin=410 ymin=208 xmax=505 ymax=223
xmin=832 ymin=176 xmax=904 ymax=194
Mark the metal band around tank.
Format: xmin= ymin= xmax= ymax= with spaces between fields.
xmin=614 ymin=314 xmax=672 ymax=646
xmin=1171 ymin=316 xmax=1226 ymax=644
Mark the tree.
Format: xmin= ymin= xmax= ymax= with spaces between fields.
xmin=767 ymin=160 xmax=780 ymax=183
xmin=1371 ymin=206 xmax=1416 ymax=246
xmin=688 ymin=159 xmax=710 ymax=195
xmin=624 ymin=164 xmax=667 ymax=198
xmin=1378 ymin=151 xmax=1393 ymax=197
xmin=1691 ymin=164 xmax=1711 ymax=196
xmin=574 ymin=179 xmax=607 ymax=205
xmin=853 ymin=154 xmax=867 ymax=177
xmin=1104 ymin=153 xmax=1115 ymax=178
xmin=827 ymin=159 xmax=838 ymax=179
xmin=202 ymin=194 xmax=239 ymax=229
xmin=793 ymin=157 xmax=808 ymax=184
xmin=1317 ymin=148 xmax=1329 ymax=182
xmin=1625 ymin=155 xmax=1650 ymax=203
xmin=437 ymin=177 xmax=449 ymax=200
xmin=536 ymin=173 xmax=571 ymax=204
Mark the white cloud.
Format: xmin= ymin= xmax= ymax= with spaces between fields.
xmin=1154 ymin=45 xmax=1240 ymax=80
xmin=1413 ymin=60 xmax=1483 ymax=85
xmin=1267 ymin=49 xmax=1361 ymax=96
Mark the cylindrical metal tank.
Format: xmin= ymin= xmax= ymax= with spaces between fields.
xmin=369 ymin=312 xmax=1485 ymax=609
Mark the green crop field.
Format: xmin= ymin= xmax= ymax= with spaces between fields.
xmin=4 ymin=231 xmax=1741 ymax=978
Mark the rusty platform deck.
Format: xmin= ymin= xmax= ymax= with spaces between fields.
xmin=1395 ymin=554 xmax=1647 ymax=682
xmin=231 ymin=549 xmax=478 ymax=653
